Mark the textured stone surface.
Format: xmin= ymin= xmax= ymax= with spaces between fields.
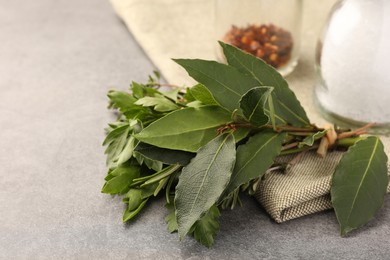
xmin=1 ymin=0 xmax=390 ymax=259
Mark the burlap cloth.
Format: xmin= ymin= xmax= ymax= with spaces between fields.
xmin=110 ymin=0 xmax=390 ymax=222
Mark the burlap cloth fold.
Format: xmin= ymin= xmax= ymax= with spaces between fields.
xmin=257 ymin=149 xmax=390 ymax=223
xmin=110 ymin=0 xmax=390 ymax=222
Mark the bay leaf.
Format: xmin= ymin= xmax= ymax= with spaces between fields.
xmin=189 ymin=84 xmax=218 ymax=105
xmin=331 ymin=136 xmax=388 ymax=236
xmin=225 ymin=131 xmax=285 ymax=195
xmin=174 ymin=59 xmax=259 ymax=112
xmin=298 ymin=129 xmax=327 ymax=148
xmin=185 ymin=101 xmax=203 ymax=108
xmin=134 ymin=142 xmax=194 ymax=166
xmin=175 ymin=134 xmax=236 ymax=238
xmin=239 ymin=86 xmax=273 ymax=126
xmin=220 ymin=42 xmax=310 ymax=127
xmin=135 ymin=106 xmax=232 ymax=152
xmin=233 ymin=127 xmax=250 ymax=143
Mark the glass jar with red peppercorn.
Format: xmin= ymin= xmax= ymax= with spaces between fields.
xmin=215 ymin=0 xmax=303 ymax=76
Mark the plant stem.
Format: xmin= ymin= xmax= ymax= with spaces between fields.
xmin=281 ymin=142 xmax=299 ymax=151
xmin=264 ymin=124 xmax=321 ymax=133
xmin=287 ymin=132 xmax=315 ymax=136
xmin=141 ymin=164 xmax=182 ymax=187
xmin=230 ymin=122 xmax=321 ymax=134
xmin=280 ymin=145 xmax=318 ymax=156
xmin=336 ymin=136 xmax=367 ymax=147
xmin=337 ymin=123 xmax=375 ymax=139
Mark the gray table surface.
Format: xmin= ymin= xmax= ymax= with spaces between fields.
xmin=1 ymin=0 xmax=390 ymax=259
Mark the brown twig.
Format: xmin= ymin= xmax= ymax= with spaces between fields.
xmin=337 ymin=122 xmax=376 ymax=140
xmin=281 ymin=142 xmax=299 ymax=151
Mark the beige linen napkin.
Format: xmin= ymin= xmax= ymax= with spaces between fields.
xmin=110 ymin=0 xmax=390 ymax=222
xmin=110 ymin=0 xmax=214 ymax=86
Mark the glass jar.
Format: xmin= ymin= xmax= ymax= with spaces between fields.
xmin=315 ymin=0 xmax=390 ymax=133
xmin=215 ymin=0 xmax=303 ymax=76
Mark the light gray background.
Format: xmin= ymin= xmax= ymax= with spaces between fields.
xmin=1 ymin=0 xmax=390 ymax=259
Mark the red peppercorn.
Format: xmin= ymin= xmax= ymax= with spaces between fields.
xmin=222 ymin=23 xmax=293 ymax=68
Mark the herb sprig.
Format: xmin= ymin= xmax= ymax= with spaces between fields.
xmin=102 ymin=42 xmax=388 ymax=247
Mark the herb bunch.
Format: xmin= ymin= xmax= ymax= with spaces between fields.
xmin=102 ymin=42 xmax=388 ymax=247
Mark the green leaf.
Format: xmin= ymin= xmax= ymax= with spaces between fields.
xmin=104 ymin=126 xmax=130 ymax=167
xmin=232 ymin=128 xmax=250 ymax=143
xmin=160 ymin=89 xmax=179 ymax=101
xmin=239 ymin=87 xmax=273 ymax=126
xmin=124 ymin=189 xmax=143 ymax=211
xmin=331 ymin=136 xmax=388 ymax=236
xmin=220 ymin=42 xmax=310 ymax=126
xmin=174 ymin=59 xmax=259 ymax=112
xmin=107 ymin=121 xmax=128 ymax=129
xmin=110 ymin=165 xmax=127 ymax=177
xmin=175 ymin=134 xmax=236 ymax=239
xmin=104 ymin=173 xmax=115 ymax=181
xmin=134 ymin=142 xmax=194 ymax=166
xmin=108 ymin=90 xmax=137 ymax=113
xmin=101 ymin=163 xmax=140 ymax=194
xmin=135 ymin=106 xmax=233 ymax=152
xmin=122 ymin=106 xmax=155 ymax=122
xmin=165 ymin=202 xmax=178 ymax=233
xmin=189 ymin=205 xmax=220 ymax=248
xmin=165 ymin=172 xmax=178 ymax=204
xmin=117 ymin=136 xmax=136 ymax=165
xmin=130 ymin=82 xmax=145 ymax=99
xmin=153 ymin=177 xmax=170 ymax=196
xmin=103 ymin=124 xmax=129 ymax=146
xmin=123 ymin=198 xmax=149 ymax=222
xmin=141 ymin=164 xmax=181 ymax=187
xmin=189 ymin=84 xmax=218 ymax=105
xmin=267 ymin=92 xmax=277 ymax=129
xmin=186 ymin=101 xmax=203 ymax=108
xmin=140 ymin=183 xmax=159 ymax=199
xmin=131 ymin=81 xmax=159 ymax=99
xmin=143 ymin=158 xmax=163 ymax=172
xmin=133 ymin=151 xmax=163 ymax=171
xmin=134 ymin=95 xmax=180 ymax=112
xmin=225 ymin=131 xmax=285 ymax=195
xmin=298 ymin=130 xmax=327 ymax=148
xmin=183 ymin=87 xmax=196 ymax=102
xmin=166 ymin=201 xmax=221 ymax=247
